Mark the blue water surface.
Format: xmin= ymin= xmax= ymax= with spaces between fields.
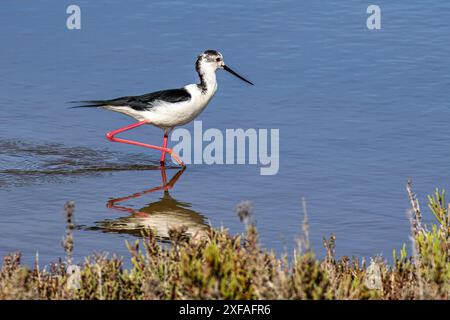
xmin=1 ymin=1 xmax=450 ymax=265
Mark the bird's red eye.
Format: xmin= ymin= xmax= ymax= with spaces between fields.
xmin=216 ymin=57 xmax=221 ymax=62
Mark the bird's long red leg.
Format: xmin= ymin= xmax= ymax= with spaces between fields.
xmin=105 ymin=121 xmax=185 ymax=167
xmin=160 ymin=131 xmax=168 ymax=166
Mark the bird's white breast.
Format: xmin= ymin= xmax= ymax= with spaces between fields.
xmin=144 ymin=84 xmax=217 ymax=129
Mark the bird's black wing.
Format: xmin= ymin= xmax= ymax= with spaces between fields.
xmin=71 ymin=88 xmax=191 ymax=110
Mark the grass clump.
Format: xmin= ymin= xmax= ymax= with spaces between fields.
xmin=0 ymin=182 xmax=449 ymax=300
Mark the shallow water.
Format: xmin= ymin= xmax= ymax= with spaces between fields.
xmin=1 ymin=1 xmax=450 ymax=265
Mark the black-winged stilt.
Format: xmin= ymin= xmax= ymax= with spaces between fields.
xmin=72 ymin=50 xmax=253 ymax=167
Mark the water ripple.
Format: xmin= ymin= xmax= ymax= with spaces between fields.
xmin=0 ymin=139 xmax=173 ymax=188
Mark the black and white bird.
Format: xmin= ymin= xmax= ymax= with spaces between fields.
xmin=72 ymin=50 xmax=253 ymax=167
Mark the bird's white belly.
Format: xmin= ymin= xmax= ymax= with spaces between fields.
xmin=146 ymin=88 xmax=215 ymax=128
xmin=141 ymin=99 xmax=205 ymax=128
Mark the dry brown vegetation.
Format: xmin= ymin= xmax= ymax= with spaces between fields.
xmin=0 ymin=182 xmax=449 ymax=299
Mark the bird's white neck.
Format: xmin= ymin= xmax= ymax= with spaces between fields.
xmin=197 ymin=64 xmax=218 ymax=94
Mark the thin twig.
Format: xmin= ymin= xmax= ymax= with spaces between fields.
xmin=299 ymin=197 xmax=310 ymax=252
xmin=406 ymin=179 xmax=422 ymax=235
xmin=407 ymin=209 xmax=424 ymax=299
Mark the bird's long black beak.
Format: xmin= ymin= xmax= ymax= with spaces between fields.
xmin=223 ymin=65 xmax=254 ymax=85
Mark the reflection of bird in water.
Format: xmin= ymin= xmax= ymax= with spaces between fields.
xmin=91 ymin=167 xmax=209 ymax=240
